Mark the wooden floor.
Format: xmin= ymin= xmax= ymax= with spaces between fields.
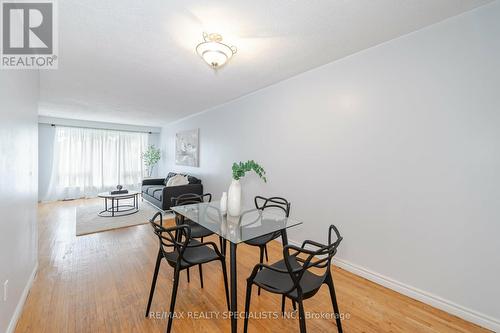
xmin=15 ymin=199 xmax=489 ymax=333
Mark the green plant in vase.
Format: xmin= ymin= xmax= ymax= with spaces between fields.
xmin=232 ymin=160 xmax=267 ymax=182
xmin=142 ymin=145 xmax=161 ymax=177
xmin=228 ymin=160 xmax=267 ymax=216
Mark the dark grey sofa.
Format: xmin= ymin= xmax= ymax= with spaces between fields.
xmin=141 ymin=172 xmax=203 ymax=210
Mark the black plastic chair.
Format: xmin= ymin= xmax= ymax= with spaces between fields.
xmin=171 ymin=193 xmax=225 ymax=286
xmin=171 ymin=193 xmax=214 ymax=240
xmin=244 ymin=225 xmax=344 ymax=333
xmin=145 ymin=212 xmax=230 ymax=333
xmin=244 ymin=196 xmax=291 ymax=295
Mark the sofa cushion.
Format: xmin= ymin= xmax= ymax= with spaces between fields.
xmin=153 ymin=190 xmax=162 ymax=201
xmin=163 ymin=172 xmax=201 ymax=185
xmin=141 ymin=185 xmax=152 ymax=194
xmin=146 ymin=185 xmax=164 ymax=196
xmin=164 ymin=172 xmax=178 ymax=185
xmin=186 ymin=175 xmax=201 ymax=184
xmin=166 ymin=174 xmax=189 ymax=187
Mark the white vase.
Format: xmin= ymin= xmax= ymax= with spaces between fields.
xmin=227 ymin=179 xmax=241 ymax=216
xmin=220 ymin=192 xmax=228 ymax=215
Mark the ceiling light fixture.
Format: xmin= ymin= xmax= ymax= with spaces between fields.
xmin=196 ymin=32 xmax=237 ymax=69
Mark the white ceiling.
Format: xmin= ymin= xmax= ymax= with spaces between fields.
xmin=39 ymin=0 xmax=493 ymax=126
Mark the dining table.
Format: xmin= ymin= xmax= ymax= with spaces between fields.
xmin=170 ymin=200 xmax=303 ymax=333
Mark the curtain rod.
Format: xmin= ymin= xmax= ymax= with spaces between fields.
xmin=50 ymin=123 xmax=153 ymax=134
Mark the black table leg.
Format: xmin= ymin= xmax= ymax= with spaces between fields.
xmin=230 ymin=242 xmax=237 ymax=333
xmin=112 ymin=198 xmax=115 ymax=217
xmin=281 ymin=229 xmax=289 ymax=246
xmin=105 ymin=198 xmax=108 ymax=212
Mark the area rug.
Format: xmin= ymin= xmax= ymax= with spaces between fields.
xmin=76 ymin=202 xmax=174 ymax=236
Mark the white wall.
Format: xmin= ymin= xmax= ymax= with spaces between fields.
xmin=38 ymin=123 xmax=56 ymax=201
xmin=38 ymin=120 xmax=162 ymax=200
xmin=159 ymin=2 xmax=500 ymax=330
xmin=0 ymin=71 xmax=39 ymax=333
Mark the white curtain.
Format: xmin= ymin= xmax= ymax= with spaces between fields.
xmin=46 ymin=126 xmax=148 ymax=201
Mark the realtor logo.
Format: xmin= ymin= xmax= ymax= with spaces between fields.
xmin=1 ymin=0 xmax=58 ymax=69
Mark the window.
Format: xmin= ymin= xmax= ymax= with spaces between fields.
xmin=46 ymin=126 xmax=148 ymax=200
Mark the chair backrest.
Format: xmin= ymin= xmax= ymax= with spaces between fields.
xmin=149 ymin=211 xmax=191 ymax=265
xmin=254 ymin=196 xmax=291 ymax=217
xmin=171 ymin=193 xmax=212 ymax=206
xmin=282 ymin=224 xmax=343 ymax=295
xmin=171 ymin=193 xmax=212 ymax=225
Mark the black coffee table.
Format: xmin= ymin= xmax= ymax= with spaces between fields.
xmin=97 ymin=191 xmax=140 ymax=217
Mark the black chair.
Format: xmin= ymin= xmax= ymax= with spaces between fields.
xmin=244 ymin=225 xmax=344 ymax=333
xmin=171 ymin=193 xmax=214 ymax=240
xmin=145 ymin=212 xmax=230 ymax=333
xmin=244 ymin=196 xmax=291 ymax=295
xmin=171 ymin=193 xmax=226 ymax=286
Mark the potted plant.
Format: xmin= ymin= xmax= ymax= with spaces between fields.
xmin=142 ymin=145 xmax=161 ymax=177
xmin=228 ymin=160 xmax=267 ymax=216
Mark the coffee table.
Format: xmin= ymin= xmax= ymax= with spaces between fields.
xmin=97 ymin=191 xmax=140 ymax=217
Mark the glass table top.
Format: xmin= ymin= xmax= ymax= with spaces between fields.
xmin=170 ymin=201 xmax=302 ymax=244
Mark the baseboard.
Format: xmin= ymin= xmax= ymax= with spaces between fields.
xmin=285 ymin=239 xmax=499 ymax=331
xmin=332 ymin=258 xmax=500 ymax=332
xmin=6 ymin=262 xmax=38 ymax=333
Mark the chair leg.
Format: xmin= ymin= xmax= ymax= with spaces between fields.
xmin=292 ymin=299 xmax=297 ymax=311
xmin=298 ymin=299 xmax=307 ymax=333
xmin=145 ymin=250 xmax=162 ymax=317
xmin=243 ymin=281 xmax=253 ymax=333
xmin=281 ymin=295 xmax=286 ymax=316
xmin=326 ymin=274 xmax=343 ymax=333
xmin=264 ymin=244 xmax=269 ymax=262
xmin=198 ymin=264 xmax=204 ymax=288
xmin=219 ymin=237 xmax=226 ymax=256
xmin=258 ymin=246 xmax=265 ymax=296
xmin=166 ymin=267 xmax=181 ymax=333
xmin=220 ymin=259 xmax=230 ymax=311
xmin=186 ymin=267 xmax=190 ymax=283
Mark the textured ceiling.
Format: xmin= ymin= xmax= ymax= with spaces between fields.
xmin=39 ymin=0 xmax=493 ymax=126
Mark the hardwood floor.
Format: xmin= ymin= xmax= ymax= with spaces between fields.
xmin=15 ymin=199 xmax=489 ymax=333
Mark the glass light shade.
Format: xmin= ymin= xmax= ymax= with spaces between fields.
xmin=196 ymin=39 xmax=235 ymax=68
xmin=202 ymin=51 xmax=227 ymax=67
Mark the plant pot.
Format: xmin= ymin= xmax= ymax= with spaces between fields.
xmin=227 ymin=179 xmax=241 ymax=216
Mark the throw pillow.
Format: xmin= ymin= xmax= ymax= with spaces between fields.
xmin=186 ymin=174 xmax=201 ymax=184
xmin=166 ymin=174 xmax=189 ymax=187
xmin=164 ymin=172 xmax=178 ymax=185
